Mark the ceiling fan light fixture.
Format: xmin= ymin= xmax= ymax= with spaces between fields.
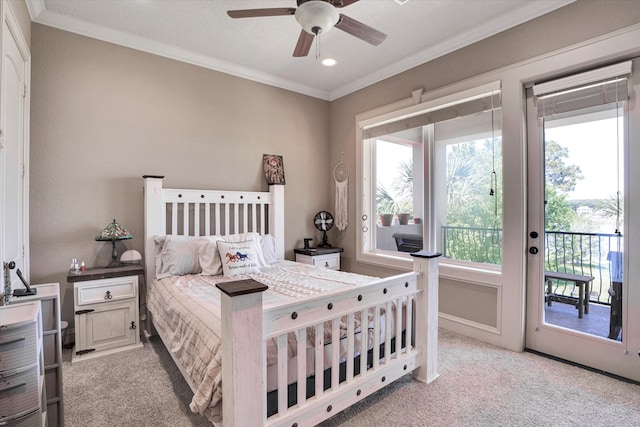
xmin=295 ymin=1 xmax=340 ymax=35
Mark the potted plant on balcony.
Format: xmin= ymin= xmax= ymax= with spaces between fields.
xmin=379 ymin=213 xmax=394 ymax=226
xmin=397 ymin=213 xmax=410 ymax=225
xmin=391 ymin=160 xmax=413 ymax=226
xmin=377 ymin=184 xmax=412 ymax=226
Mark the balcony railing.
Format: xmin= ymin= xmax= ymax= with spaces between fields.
xmin=441 ymin=226 xmax=502 ymax=265
xmin=442 ymin=226 xmax=623 ymax=305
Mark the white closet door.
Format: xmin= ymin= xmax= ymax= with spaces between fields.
xmin=1 ymin=4 xmax=29 ymax=291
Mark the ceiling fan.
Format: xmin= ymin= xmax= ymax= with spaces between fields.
xmin=227 ymin=0 xmax=387 ymax=57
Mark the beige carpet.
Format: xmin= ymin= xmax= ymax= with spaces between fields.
xmin=63 ymin=329 xmax=640 ymax=426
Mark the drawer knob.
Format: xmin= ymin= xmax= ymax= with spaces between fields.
xmin=130 ymin=321 xmax=136 ymax=330
xmin=325 ymin=261 xmax=329 ymax=268
xmin=104 ymin=290 xmax=113 ymax=300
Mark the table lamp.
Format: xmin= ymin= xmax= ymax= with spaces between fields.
xmin=95 ymin=219 xmax=133 ymax=267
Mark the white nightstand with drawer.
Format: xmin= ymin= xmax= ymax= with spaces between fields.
xmin=294 ymin=247 xmax=343 ymax=271
xmin=67 ymin=264 xmax=144 ymax=364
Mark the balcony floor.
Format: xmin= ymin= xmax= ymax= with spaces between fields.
xmin=544 ymin=300 xmax=620 ymax=340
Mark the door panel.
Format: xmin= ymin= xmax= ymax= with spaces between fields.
xmin=525 ymin=62 xmax=640 ymax=381
xmin=86 ymin=302 xmax=137 ymax=352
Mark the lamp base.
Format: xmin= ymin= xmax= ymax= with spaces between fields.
xmin=107 ymin=259 xmax=126 ymax=268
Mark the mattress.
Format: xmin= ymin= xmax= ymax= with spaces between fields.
xmin=146 ymin=261 xmax=399 ymax=423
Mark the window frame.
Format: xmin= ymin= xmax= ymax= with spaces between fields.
xmin=356 ymin=81 xmax=503 ymax=271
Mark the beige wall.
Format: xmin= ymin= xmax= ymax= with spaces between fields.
xmin=30 ymin=24 xmax=331 ymax=323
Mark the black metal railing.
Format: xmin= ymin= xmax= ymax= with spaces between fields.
xmin=441 ymin=226 xmax=502 ymax=265
xmin=441 ymin=226 xmax=623 ymax=305
xmin=545 ymin=231 xmax=622 ymax=305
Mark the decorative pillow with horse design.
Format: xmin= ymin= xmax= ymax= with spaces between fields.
xmin=216 ymin=240 xmax=261 ymax=277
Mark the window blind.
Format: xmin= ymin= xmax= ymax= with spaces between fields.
xmin=363 ymin=89 xmax=501 ymax=140
xmin=533 ymin=61 xmax=631 ymax=118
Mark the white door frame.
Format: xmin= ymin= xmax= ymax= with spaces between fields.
xmin=524 ymin=61 xmax=640 ymax=381
xmin=0 ymin=1 xmax=30 ymax=293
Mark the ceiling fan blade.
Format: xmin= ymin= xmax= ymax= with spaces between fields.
xmin=293 ymin=30 xmax=315 ymax=57
xmin=333 ymin=0 xmax=360 ymax=8
xmin=335 ymin=14 xmax=387 ymax=46
xmin=227 ymin=8 xmax=296 ymax=19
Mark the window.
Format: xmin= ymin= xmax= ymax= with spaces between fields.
xmin=359 ymin=83 xmax=502 ymax=268
xmin=434 ymin=110 xmax=503 ymax=265
xmin=372 ymin=132 xmax=423 ymax=251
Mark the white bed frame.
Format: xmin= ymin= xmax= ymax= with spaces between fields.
xmin=143 ymin=175 xmax=440 ymax=427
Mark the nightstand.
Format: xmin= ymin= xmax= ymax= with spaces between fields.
xmin=67 ymin=264 xmax=144 ymax=363
xmin=294 ymin=247 xmax=343 ymax=270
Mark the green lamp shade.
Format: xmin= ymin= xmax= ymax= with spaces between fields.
xmin=96 ymin=219 xmax=133 ymax=267
xmin=95 ymin=219 xmax=133 ymax=241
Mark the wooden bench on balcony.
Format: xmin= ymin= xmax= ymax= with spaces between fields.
xmin=545 ymin=271 xmax=595 ymax=319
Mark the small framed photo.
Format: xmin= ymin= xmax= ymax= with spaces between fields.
xmin=263 ymin=154 xmax=285 ymax=185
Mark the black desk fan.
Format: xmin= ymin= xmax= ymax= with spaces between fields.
xmin=314 ymin=211 xmax=334 ymax=248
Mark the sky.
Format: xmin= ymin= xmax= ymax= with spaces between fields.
xmin=376 ymin=141 xmax=412 ymax=194
xmin=545 ymin=116 xmax=623 ymax=201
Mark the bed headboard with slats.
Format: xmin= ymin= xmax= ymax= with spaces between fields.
xmin=143 ymin=176 xmax=285 ymax=280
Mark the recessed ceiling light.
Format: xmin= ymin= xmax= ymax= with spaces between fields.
xmin=322 ymin=58 xmax=337 ymax=67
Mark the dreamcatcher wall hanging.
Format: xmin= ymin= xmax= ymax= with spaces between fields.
xmin=334 ymin=153 xmax=349 ymax=231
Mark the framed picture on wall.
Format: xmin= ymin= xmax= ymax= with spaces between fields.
xmin=263 ymin=154 xmax=286 ymax=185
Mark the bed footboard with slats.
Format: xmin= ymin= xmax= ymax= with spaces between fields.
xmin=217 ymin=253 xmax=440 ymax=427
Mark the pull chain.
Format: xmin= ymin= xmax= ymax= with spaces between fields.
xmin=614 ymin=77 xmax=622 ymax=237
xmin=489 ymin=93 xmax=499 ymax=245
xmin=489 ymin=95 xmax=497 ymax=197
xmin=315 ymin=29 xmax=322 ymax=60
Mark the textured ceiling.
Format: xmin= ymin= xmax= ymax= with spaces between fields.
xmin=27 ymin=0 xmax=574 ymax=100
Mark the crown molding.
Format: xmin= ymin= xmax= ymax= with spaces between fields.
xmin=25 ymin=0 xmax=45 ymax=20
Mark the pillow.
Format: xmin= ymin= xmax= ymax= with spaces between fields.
xmin=216 ymin=240 xmax=262 ymax=277
xmin=197 ymin=235 xmax=225 ymax=276
xmin=197 ymin=232 xmax=269 ymax=275
xmin=154 ymin=235 xmax=203 ymax=278
xmin=261 ymin=234 xmax=278 ymax=264
xmin=154 ymin=235 xmax=168 ymax=277
xmin=224 ymin=232 xmax=268 ymax=267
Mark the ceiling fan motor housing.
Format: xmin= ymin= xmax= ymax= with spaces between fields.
xmin=295 ymin=0 xmax=340 ymax=35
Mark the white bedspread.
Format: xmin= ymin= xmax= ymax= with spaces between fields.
xmin=147 ymin=261 xmax=380 ymax=423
